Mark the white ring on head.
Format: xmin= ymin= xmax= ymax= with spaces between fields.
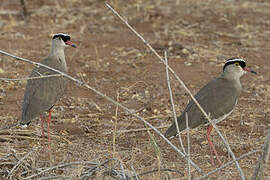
xmin=225 ymin=58 xmax=246 ymax=63
xmin=223 ymin=58 xmax=246 ymax=72
xmin=53 ymin=33 xmax=70 ymax=37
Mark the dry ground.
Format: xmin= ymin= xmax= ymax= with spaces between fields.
xmin=0 ymin=0 xmax=270 ymax=179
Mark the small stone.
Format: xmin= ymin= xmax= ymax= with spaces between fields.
xmin=0 ymin=68 xmax=4 ymax=74
xmin=182 ymin=48 xmax=189 ymax=55
xmin=184 ymin=61 xmax=192 ymax=66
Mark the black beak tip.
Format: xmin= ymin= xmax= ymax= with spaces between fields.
xmin=71 ymin=44 xmax=77 ymax=48
xmin=251 ymin=70 xmax=257 ymax=74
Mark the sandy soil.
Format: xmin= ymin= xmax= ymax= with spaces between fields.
xmin=0 ymin=0 xmax=270 ymax=179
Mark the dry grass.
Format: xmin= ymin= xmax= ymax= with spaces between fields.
xmin=0 ymin=0 xmax=270 ymax=179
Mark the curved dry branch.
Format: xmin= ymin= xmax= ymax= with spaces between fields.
xmin=251 ymin=130 xmax=270 ymax=180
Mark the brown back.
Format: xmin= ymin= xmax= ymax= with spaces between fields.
xmin=165 ymin=76 xmax=241 ymax=138
xmin=21 ymin=56 xmax=67 ymax=125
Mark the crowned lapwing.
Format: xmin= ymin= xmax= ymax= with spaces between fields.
xmin=165 ymin=58 xmax=256 ymax=165
xmin=20 ymin=33 xmax=76 ymax=149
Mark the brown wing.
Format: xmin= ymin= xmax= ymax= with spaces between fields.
xmin=21 ymin=56 xmax=67 ymax=125
xmin=165 ymin=77 xmax=240 ymax=138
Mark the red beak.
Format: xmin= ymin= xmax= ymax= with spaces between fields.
xmin=243 ymin=67 xmax=257 ymax=74
xmin=65 ymin=40 xmax=77 ymax=48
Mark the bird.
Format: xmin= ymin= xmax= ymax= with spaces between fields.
xmin=20 ymin=33 xmax=76 ymax=149
xmin=164 ymin=58 xmax=256 ymax=165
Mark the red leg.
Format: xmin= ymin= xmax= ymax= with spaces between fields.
xmin=47 ymin=110 xmax=52 ymax=150
xmin=207 ymin=125 xmax=222 ymax=165
xmin=40 ymin=114 xmax=45 ymax=146
xmin=207 ymin=125 xmax=215 ymax=165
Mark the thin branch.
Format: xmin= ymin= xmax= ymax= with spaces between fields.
xmin=0 ymin=49 xmax=204 ymax=175
xmin=136 ymin=168 xmax=184 ymax=177
xmin=23 ymin=161 xmax=98 ymax=179
xmin=186 ymin=113 xmax=191 ymax=180
xmin=240 ymin=97 xmax=270 ymax=103
xmin=8 ymin=149 xmax=34 ymax=179
xmin=0 ymin=170 xmax=8 ymax=176
xmin=131 ymin=165 xmax=139 ymax=180
xmin=105 ymin=3 xmax=244 ymax=179
xmin=197 ymin=149 xmax=261 ymax=180
xmin=0 ymin=74 xmax=63 ymax=81
xmin=165 ymin=51 xmax=186 ymax=154
xmin=0 ymin=123 xmax=20 ymax=130
xmin=80 ymin=158 xmax=129 ymax=179
xmin=119 ymin=160 xmax=127 ymax=180
xmin=84 ymin=158 xmax=113 ymax=172
xmin=103 ymin=169 xmax=131 ymax=179
xmin=0 ymin=153 xmax=13 ymax=161
xmin=0 ymin=49 xmax=84 ymax=86
xmin=103 ymin=125 xmax=169 ymax=135
xmin=39 ymin=175 xmax=67 ymax=180
xmin=11 ymin=150 xmax=33 ymax=172
xmin=113 ymin=90 xmax=120 ymax=157
xmin=251 ymin=130 xmax=270 ymax=180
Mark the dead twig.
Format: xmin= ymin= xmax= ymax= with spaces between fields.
xmin=119 ymin=160 xmax=127 ymax=180
xmin=0 ymin=123 xmax=19 ymax=131
xmin=251 ymin=130 xmax=270 ymax=180
xmin=0 ymin=162 xmax=15 ymax=166
xmin=0 ymin=153 xmax=13 ymax=161
xmin=197 ymin=149 xmax=261 ymax=180
xmin=103 ymin=169 xmax=131 ymax=180
xmin=131 ymin=165 xmax=139 ymax=180
xmin=8 ymin=149 xmax=34 ymax=179
xmin=103 ymin=125 xmax=169 ymax=135
xmin=80 ymin=158 xmax=129 ymax=179
xmin=113 ymin=90 xmax=120 ymax=157
xmin=10 ymin=150 xmax=33 ymax=173
xmin=0 ymin=74 xmax=63 ymax=81
xmin=136 ymin=168 xmax=184 ymax=177
xmin=0 ymin=170 xmax=8 ymax=176
xmin=23 ymin=161 xmax=98 ymax=179
xmin=39 ymin=175 xmax=67 ymax=180
xmin=186 ymin=113 xmax=191 ymax=180
xmin=0 ymin=135 xmax=40 ymax=141
xmin=165 ymin=51 xmax=186 ymax=154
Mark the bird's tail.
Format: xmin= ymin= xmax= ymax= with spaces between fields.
xmin=164 ymin=115 xmax=187 ymax=138
xmin=164 ymin=123 xmax=177 ymax=138
xmin=20 ymin=117 xmax=31 ymax=127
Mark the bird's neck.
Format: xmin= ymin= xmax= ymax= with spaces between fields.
xmin=50 ymin=46 xmax=65 ymax=60
xmin=49 ymin=47 xmax=67 ymax=71
xmin=221 ymin=73 xmax=242 ymax=93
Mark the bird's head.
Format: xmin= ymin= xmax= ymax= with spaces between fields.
xmin=223 ymin=58 xmax=256 ymax=79
xmin=52 ymin=33 xmax=77 ymax=49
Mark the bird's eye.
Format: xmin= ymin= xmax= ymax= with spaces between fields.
xmin=234 ymin=62 xmax=239 ymax=66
